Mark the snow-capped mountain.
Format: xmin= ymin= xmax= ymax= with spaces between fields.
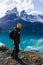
xmin=0 ymin=7 xmax=43 ymax=34
xmin=20 ymin=10 xmax=29 ymax=21
xmin=6 ymin=7 xmax=19 ymax=16
xmin=5 ymin=7 xmax=43 ymax=23
xmin=20 ymin=10 xmax=43 ymax=22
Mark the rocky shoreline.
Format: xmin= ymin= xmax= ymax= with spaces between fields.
xmin=0 ymin=45 xmax=43 ymax=65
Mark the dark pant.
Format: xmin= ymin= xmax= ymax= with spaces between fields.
xmin=11 ymin=44 xmax=19 ymax=58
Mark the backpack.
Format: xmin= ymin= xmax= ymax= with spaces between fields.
xmin=9 ymin=27 xmax=20 ymax=40
xmin=9 ymin=30 xmax=14 ymax=40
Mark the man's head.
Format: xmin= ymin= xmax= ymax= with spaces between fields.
xmin=17 ymin=23 xmax=22 ymax=29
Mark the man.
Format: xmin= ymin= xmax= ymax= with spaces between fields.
xmin=9 ymin=23 xmax=22 ymax=59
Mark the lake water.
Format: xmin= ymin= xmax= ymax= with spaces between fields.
xmin=0 ymin=32 xmax=43 ymax=52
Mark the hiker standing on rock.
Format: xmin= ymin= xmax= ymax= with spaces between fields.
xmin=9 ymin=23 xmax=22 ymax=59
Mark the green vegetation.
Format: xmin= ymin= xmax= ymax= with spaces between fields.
xmin=0 ymin=46 xmax=9 ymax=51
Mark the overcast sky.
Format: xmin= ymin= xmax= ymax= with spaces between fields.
xmin=0 ymin=0 xmax=43 ymax=18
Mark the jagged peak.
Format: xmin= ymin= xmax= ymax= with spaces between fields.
xmin=6 ymin=7 xmax=19 ymax=16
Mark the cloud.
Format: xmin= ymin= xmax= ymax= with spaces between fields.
xmin=0 ymin=0 xmax=34 ymax=18
xmin=0 ymin=2 xmax=6 ymax=17
xmin=0 ymin=0 xmax=3 ymax=3
xmin=28 ymin=10 xmax=43 ymax=15
xmin=39 ymin=0 xmax=43 ymax=2
xmin=14 ymin=0 xmax=34 ymax=14
xmin=0 ymin=0 xmax=43 ymax=18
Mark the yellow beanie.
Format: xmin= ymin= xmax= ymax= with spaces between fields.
xmin=17 ymin=23 xmax=22 ymax=29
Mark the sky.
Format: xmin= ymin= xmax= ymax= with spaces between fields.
xmin=0 ymin=0 xmax=43 ymax=18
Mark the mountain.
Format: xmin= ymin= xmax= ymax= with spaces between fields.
xmin=6 ymin=7 xmax=19 ymax=16
xmin=20 ymin=11 xmax=43 ymax=22
xmin=0 ymin=7 xmax=43 ymax=35
xmin=20 ymin=10 xmax=30 ymax=22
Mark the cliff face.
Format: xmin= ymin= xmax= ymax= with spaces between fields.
xmin=0 ymin=46 xmax=43 ymax=65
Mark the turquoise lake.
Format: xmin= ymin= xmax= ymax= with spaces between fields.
xmin=0 ymin=32 xmax=43 ymax=52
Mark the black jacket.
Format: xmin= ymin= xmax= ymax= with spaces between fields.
xmin=9 ymin=27 xmax=20 ymax=44
xmin=14 ymin=27 xmax=20 ymax=44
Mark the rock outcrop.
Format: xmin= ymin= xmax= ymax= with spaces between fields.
xmin=0 ymin=46 xmax=43 ymax=65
